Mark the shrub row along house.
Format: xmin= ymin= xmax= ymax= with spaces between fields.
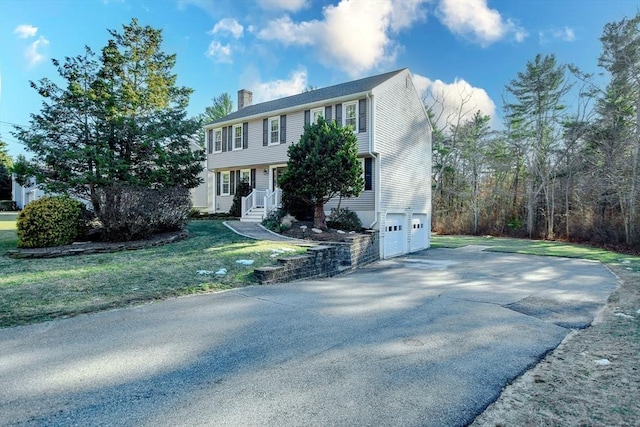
xmin=203 ymin=68 xmax=432 ymax=259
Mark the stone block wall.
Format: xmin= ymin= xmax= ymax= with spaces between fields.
xmin=254 ymin=231 xmax=379 ymax=285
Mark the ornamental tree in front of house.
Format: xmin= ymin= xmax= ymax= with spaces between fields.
xmin=279 ymin=117 xmax=363 ymax=229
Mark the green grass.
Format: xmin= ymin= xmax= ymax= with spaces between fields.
xmin=431 ymin=234 xmax=640 ymax=270
xmin=0 ymin=212 xmax=18 ymax=231
xmin=0 ymin=220 xmax=305 ymax=328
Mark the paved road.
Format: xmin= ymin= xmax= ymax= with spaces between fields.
xmin=0 ymin=247 xmax=618 ymax=426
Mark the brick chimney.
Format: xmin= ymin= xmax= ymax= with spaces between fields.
xmin=238 ymin=89 xmax=253 ymax=110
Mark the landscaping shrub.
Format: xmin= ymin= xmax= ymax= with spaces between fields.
xmin=262 ymin=208 xmax=288 ymax=233
xmin=93 ymin=185 xmax=191 ymax=241
xmin=327 ymin=207 xmax=362 ymax=231
xmin=229 ymin=180 xmax=253 ymax=217
xmin=0 ymin=200 xmax=17 ymax=211
xmin=17 ymin=196 xmax=87 ymax=248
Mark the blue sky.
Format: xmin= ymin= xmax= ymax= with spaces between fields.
xmin=0 ymin=0 xmax=637 ymax=158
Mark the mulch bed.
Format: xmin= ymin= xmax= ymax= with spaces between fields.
xmin=280 ymin=220 xmax=364 ymax=242
xmin=6 ymin=229 xmax=189 ymax=259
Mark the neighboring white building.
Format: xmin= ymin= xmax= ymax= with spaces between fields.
xmin=203 ymin=68 xmax=433 ymax=259
xmin=11 ymin=175 xmax=45 ymax=209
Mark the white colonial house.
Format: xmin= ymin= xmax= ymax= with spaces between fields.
xmin=203 ymin=68 xmax=432 ymax=259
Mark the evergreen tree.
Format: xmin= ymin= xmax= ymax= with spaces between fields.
xmin=505 ymin=53 xmax=571 ymax=238
xmin=13 ymin=19 xmax=204 ymax=236
xmin=280 ymin=117 xmax=363 ymax=229
xmin=0 ymin=140 xmax=12 ymax=200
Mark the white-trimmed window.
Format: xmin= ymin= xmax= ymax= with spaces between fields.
xmin=240 ymin=169 xmax=251 ymax=185
xmin=312 ymin=107 xmax=324 ymax=123
xmin=269 ymin=116 xmax=280 ymax=145
xmin=233 ymin=125 xmax=243 ymax=150
xmin=214 ymin=128 xmax=222 ymax=153
xmin=344 ymin=102 xmax=357 ymax=130
xmin=221 ymin=171 xmax=230 ymax=195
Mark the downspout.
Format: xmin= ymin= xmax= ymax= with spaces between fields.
xmin=366 ymin=92 xmax=380 ymax=230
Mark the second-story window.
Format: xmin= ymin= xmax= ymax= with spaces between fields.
xmin=312 ymin=107 xmax=324 ymax=123
xmin=269 ymin=116 xmax=280 ymax=145
xmin=345 ymin=102 xmax=357 ymax=130
xmin=214 ymin=128 xmax=222 ymax=152
xmin=233 ymin=125 xmax=243 ymax=150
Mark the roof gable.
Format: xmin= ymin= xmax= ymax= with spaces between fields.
xmin=208 ymin=68 xmax=407 ymax=126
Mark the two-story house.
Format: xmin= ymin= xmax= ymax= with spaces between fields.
xmin=204 ymin=68 xmax=432 ymax=259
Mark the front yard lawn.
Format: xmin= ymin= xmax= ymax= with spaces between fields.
xmin=0 ymin=220 xmax=305 ymax=328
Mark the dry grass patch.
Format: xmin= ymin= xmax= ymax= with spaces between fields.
xmin=0 ymin=220 xmax=305 ymax=328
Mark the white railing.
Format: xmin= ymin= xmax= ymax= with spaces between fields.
xmin=264 ymin=188 xmax=282 ymax=216
xmin=241 ymin=188 xmax=282 ymax=219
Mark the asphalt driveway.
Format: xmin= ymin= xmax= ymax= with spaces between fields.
xmin=0 ymin=246 xmax=618 ymax=426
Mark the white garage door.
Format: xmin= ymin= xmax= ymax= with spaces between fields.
xmin=410 ymin=214 xmax=429 ymax=252
xmin=384 ymin=214 xmax=406 ymax=258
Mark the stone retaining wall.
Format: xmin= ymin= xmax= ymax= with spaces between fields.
xmin=254 ymin=231 xmax=379 ymax=285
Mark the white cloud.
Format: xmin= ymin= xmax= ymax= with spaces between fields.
xmin=14 ymin=24 xmax=38 ymax=38
xmin=245 ymin=68 xmax=308 ymax=103
xmin=257 ymin=0 xmax=428 ymax=77
xmin=413 ymin=73 xmax=497 ymax=130
xmin=437 ymin=0 xmax=526 ymax=47
xmin=25 ymin=37 xmax=49 ymax=67
xmin=539 ymin=27 xmax=575 ymax=44
xmin=205 ymin=41 xmax=232 ymax=63
xmin=257 ymin=0 xmax=309 ymax=12
xmin=210 ymin=18 xmax=244 ymax=39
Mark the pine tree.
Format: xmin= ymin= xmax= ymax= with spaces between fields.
xmin=279 ymin=117 xmax=363 ymax=229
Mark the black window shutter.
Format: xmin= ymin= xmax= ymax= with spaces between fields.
xmin=207 ymin=129 xmax=213 ymax=153
xmin=280 ymin=115 xmax=286 ymax=143
xmin=230 ymin=170 xmax=235 ymax=195
xmin=236 ymin=170 xmax=241 ymax=190
xmin=263 ymin=119 xmax=268 ymax=146
xmin=364 ymin=158 xmax=372 ymax=190
xmin=221 ymin=127 xmax=227 ymax=152
xmin=359 ymin=98 xmax=367 ymax=132
xmin=251 ymin=168 xmax=256 ymax=189
xmin=227 ymin=126 xmax=233 ymax=151
xmin=243 ymin=122 xmax=248 ymax=149
xmin=304 ymin=110 xmax=310 ymax=126
xmin=216 ymin=172 xmax=221 ymax=195
xmin=325 ymin=106 xmax=332 ymax=122
xmin=335 ymin=103 xmax=342 ymax=126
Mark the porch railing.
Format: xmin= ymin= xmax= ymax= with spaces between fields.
xmin=241 ymin=188 xmax=282 ymax=219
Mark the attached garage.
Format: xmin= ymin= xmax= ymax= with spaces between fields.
xmin=383 ymin=213 xmax=407 ymax=258
xmin=410 ymin=214 xmax=429 ymax=252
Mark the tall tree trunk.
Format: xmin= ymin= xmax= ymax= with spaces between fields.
xmin=314 ymin=203 xmax=326 ymax=230
xmin=630 ymin=90 xmax=640 ymax=244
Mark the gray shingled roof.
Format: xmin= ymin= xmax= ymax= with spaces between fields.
xmin=207 ymin=68 xmax=407 ymax=126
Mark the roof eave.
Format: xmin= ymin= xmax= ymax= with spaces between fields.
xmin=204 ymin=89 xmax=374 ymax=129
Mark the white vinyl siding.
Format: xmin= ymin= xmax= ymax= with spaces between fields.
xmin=374 ymin=73 xmax=431 ymax=215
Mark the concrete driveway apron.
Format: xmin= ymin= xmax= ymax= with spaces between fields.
xmin=0 ymin=246 xmax=618 ymax=426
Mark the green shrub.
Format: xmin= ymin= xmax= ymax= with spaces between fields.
xmin=0 ymin=200 xmax=17 ymax=211
xmin=327 ymin=207 xmax=362 ymax=231
xmin=262 ymin=208 xmax=288 ymax=233
xmin=17 ymin=196 xmax=87 ymax=248
xmin=229 ymin=180 xmax=253 ymax=217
